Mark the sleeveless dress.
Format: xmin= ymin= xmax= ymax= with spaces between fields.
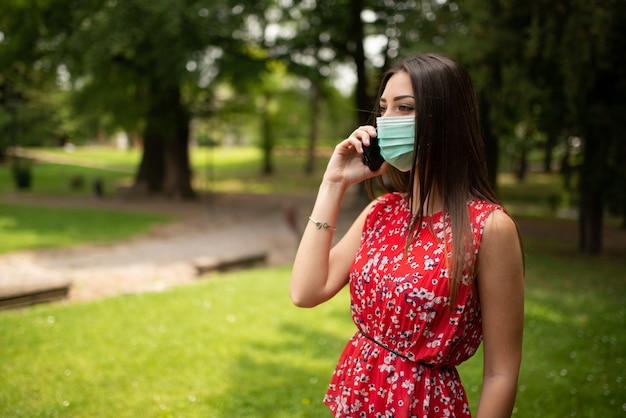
xmin=324 ymin=192 xmax=502 ymax=417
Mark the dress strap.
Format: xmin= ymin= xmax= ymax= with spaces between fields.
xmin=359 ymin=330 xmax=436 ymax=369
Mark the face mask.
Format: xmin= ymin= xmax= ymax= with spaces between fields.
xmin=376 ymin=116 xmax=415 ymax=172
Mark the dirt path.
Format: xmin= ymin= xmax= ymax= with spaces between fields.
xmin=1 ymin=191 xmax=624 ymax=306
xmin=0 ymin=191 xmax=363 ymax=304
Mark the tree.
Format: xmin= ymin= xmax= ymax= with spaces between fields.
xmin=62 ymin=0 xmax=260 ymax=199
xmin=517 ymin=0 xmax=626 ymax=252
xmin=265 ymin=0 xmax=456 ymax=179
xmin=454 ymin=0 xmax=626 ymax=253
xmin=1 ymin=0 xmax=273 ymax=199
xmin=449 ymin=1 xmax=540 ymax=190
xmin=260 ymin=0 xmax=365 ymax=175
xmin=560 ymin=1 xmax=626 ymax=252
xmin=0 ymin=2 xmax=73 ymax=156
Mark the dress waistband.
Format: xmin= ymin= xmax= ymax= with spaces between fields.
xmin=359 ymin=329 xmax=438 ymax=369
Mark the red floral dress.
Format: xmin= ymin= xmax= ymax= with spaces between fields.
xmin=324 ymin=193 xmax=502 ymax=417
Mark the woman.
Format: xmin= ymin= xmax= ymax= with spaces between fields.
xmin=290 ymin=53 xmax=524 ymax=417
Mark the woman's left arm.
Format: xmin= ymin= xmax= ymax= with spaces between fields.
xmin=475 ymin=209 xmax=525 ymax=418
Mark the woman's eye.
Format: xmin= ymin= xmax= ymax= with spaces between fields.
xmin=379 ymin=106 xmax=387 ymax=115
xmin=399 ymin=104 xmax=414 ymax=112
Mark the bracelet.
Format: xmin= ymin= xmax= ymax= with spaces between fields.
xmin=308 ymin=216 xmax=336 ymax=231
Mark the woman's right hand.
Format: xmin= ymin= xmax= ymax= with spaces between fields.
xmin=323 ymin=125 xmax=387 ymax=187
xmin=291 ymin=125 xmax=385 ymax=308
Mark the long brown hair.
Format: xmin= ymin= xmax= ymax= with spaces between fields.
xmin=367 ymin=53 xmax=499 ymax=305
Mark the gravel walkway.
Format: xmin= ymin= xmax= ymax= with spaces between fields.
xmin=0 ymin=191 xmax=362 ymax=304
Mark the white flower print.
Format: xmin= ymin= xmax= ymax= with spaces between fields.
xmin=326 ymin=194 xmax=502 ymax=418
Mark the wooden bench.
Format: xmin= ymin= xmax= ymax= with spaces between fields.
xmin=0 ymin=280 xmax=71 ymax=310
xmin=193 ymin=251 xmax=268 ymax=276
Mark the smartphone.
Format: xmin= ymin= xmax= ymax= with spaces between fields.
xmin=362 ymin=137 xmax=385 ymax=171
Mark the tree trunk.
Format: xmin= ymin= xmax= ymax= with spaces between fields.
xmin=349 ymin=0 xmax=372 ymax=202
xmin=260 ymin=92 xmax=273 ymax=175
xmin=305 ymin=79 xmax=320 ymax=175
xmin=350 ymin=0 xmax=370 ymax=126
xmin=515 ymin=139 xmax=528 ymax=183
xmin=135 ymin=82 xmax=194 ymax=199
xmin=135 ymin=124 xmax=165 ymax=194
xmin=579 ymin=187 xmax=603 ymax=254
xmin=163 ymin=106 xmax=193 ymax=199
xmin=479 ymin=91 xmax=499 ymax=192
xmin=543 ymin=129 xmax=559 ymax=173
xmin=578 ymin=133 xmax=606 ymax=254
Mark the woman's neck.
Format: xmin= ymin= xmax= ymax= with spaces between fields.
xmin=410 ymin=187 xmax=444 ymax=216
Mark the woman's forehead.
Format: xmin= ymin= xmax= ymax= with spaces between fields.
xmin=381 ymin=72 xmax=414 ymax=100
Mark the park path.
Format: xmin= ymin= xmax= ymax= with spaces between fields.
xmin=1 ymin=191 xmax=624 ymax=306
xmin=0 ymin=191 xmax=362 ymax=304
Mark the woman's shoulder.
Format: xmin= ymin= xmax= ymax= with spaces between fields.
xmin=467 ymin=199 xmax=506 ymax=220
xmin=466 ymin=199 xmax=514 ymax=236
xmin=467 ymin=199 xmax=520 ymax=242
xmin=468 ymin=199 xmax=503 ymax=212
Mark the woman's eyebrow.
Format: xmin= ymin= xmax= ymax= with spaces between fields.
xmin=380 ymin=95 xmax=415 ymax=102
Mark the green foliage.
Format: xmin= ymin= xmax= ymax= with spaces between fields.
xmin=0 ymin=203 xmax=169 ymax=254
xmin=0 ymin=76 xmax=70 ymax=150
xmin=0 ymin=0 xmax=466 ymax=194
xmin=0 ymin=0 xmax=78 ymax=148
xmin=3 ymin=0 xmax=624 ymax=227
xmin=451 ymin=0 xmax=626 ymax=251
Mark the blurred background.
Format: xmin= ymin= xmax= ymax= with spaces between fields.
xmin=1 ymin=1 xmax=625 ymax=417
xmin=1 ymin=0 xmax=624 ymax=253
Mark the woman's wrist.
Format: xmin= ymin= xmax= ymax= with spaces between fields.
xmin=318 ymin=177 xmax=350 ymax=198
xmin=307 ymin=180 xmax=348 ymax=228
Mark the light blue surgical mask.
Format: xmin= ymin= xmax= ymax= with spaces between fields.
xmin=376 ymin=116 xmax=416 ymax=172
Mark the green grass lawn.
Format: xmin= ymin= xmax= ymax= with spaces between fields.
xmin=2 ymin=145 xmax=589 ymax=219
xmin=462 ymin=237 xmax=626 ymax=417
xmin=1 ymin=242 xmax=625 ymax=417
xmin=0 ymin=203 xmax=170 ymax=254
xmin=1 ymin=146 xmax=328 ymax=197
xmin=0 ymin=267 xmax=349 ymax=418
